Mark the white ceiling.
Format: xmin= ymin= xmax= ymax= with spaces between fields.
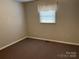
xmin=16 ymin=0 xmax=34 ymax=2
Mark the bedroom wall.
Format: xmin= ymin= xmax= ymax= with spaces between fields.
xmin=24 ymin=0 xmax=79 ymax=43
xmin=0 ymin=0 xmax=27 ymax=48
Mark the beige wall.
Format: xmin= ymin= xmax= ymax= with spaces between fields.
xmin=0 ymin=0 xmax=27 ymax=48
xmin=24 ymin=0 xmax=79 ymax=43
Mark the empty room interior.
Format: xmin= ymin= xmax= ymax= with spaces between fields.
xmin=0 ymin=0 xmax=79 ymax=59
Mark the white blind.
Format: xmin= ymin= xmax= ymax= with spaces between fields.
xmin=37 ymin=1 xmax=57 ymax=23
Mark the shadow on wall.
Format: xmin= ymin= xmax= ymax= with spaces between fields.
xmin=24 ymin=0 xmax=79 ymax=43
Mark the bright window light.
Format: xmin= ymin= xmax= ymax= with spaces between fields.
xmin=39 ymin=10 xmax=56 ymax=23
xmin=38 ymin=5 xmax=57 ymax=23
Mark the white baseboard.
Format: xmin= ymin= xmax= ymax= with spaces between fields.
xmin=28 ymin=36 xmax=79 ymax=46
xmin=0 ymin=36 xmax=27 ymax=51
xmin=0 ymin=36 xmax=79 ymax=51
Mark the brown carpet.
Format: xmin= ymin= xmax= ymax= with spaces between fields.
xmin=0 ymin=38 xmax=79 ymax=59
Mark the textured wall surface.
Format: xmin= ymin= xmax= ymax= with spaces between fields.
xmin=0 ymin=0 xmax=27 ymax=48
xmin=24 ymin=0 xmax=79 ymax=43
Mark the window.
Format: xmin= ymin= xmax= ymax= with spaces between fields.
xmin=39 ymin=10 xmax=56 ymax=23
xmin=38 ymin=5 xmax=57 ymax=23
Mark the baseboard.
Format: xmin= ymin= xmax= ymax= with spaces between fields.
xmin=0 ymin=36 xmax=27 ymax=51
xmin=28 ymin=36 xmax=79 ymax=46
xmin=0 ymin=36 xmax=79 ymax=51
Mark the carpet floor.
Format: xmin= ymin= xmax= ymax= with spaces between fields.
xmin=0 ymin=38 xmax=79 ymax=59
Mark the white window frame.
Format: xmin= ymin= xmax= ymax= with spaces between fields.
xmin=38 ymin=5 xmax=57 ymax=23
